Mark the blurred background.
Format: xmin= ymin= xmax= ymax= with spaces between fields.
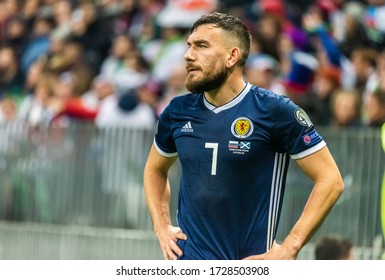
xmin=0 ymin=0 xmax=385 ymax=260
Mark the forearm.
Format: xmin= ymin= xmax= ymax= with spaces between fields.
xmin=143 ymin=145 xmax=177 ymax=232
xmin=282 ymin=178 xmax=343 ymax=257
xmin=143 ymin=147 xmax=186 ymax=260
xmin=144 ymin=168 xmax=172 ymax=230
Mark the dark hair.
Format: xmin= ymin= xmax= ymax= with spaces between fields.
xmin=315 ymin=235 xmax=353 ymax=260
xmin=373 ymin=87 xmax=385 ymax=105
xmin=191 ymin=12 xmax=251 ymax=66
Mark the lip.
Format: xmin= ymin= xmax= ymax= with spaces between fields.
xmin=186 ymin=65 xmax=200 ymax=73
xmin=187 ymin=69 xmax=199 ymax=74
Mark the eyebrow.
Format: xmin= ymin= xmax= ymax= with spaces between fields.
xmin=187 ymin=39 xmax=210 ymax=46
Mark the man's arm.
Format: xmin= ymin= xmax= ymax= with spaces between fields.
xmin=245 ymin=146 xmax=344 ymax=260
xmin=143 ymin=144 xmax=187 ymax=260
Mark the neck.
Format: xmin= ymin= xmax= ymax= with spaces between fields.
xmin=204 ymin=72 xmax=246 ymax=107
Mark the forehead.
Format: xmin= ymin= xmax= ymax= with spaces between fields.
xmin=188 ymin=24 xmax=226 ymax=44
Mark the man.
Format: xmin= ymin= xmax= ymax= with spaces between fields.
xmin=144 ymin=12 xmax=344 ymax=260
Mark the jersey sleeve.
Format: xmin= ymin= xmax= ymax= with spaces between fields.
xmin=154 ymin=104 xmax=178 ymax=157
xmin=271 ymin=96 xmax=326 ymax=159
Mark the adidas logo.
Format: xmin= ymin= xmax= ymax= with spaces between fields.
xmin=181 ymin=121 xmax=194 ymax=132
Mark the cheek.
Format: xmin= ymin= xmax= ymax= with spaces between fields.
xmin=203 ymin=51 xmax=225 ymax=67
xmin=205 ymin=57 xmax=225 ymax=74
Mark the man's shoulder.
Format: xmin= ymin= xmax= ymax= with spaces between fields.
xmin=248 ymin=85 xmax=291 ymax=107
xmin=167 ymin=92 xmax=201 ymax=109
xmin=249 ymin=84 xmax=285 ymax=99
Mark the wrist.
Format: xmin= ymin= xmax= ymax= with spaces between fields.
xmin=281 ymin=235 xmax=303 ymax=258
xmin=153 ymin=221 xmax=171 ymax=234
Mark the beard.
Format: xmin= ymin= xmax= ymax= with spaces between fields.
xmin=185 ymin=64 xmax=228 ymax=93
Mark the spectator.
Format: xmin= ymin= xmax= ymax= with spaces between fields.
xmin=20 ymin=15 xmax=54 ymax=74
xmin=336 ymin=2 xmax=370 ymax=58
xmin=330 ymin=88 xmax=362 ymax=129
xmin=127 ymin=0 xmax=164 ymax=40
xmin=51 ymin=0 xmax=73 ymax=40
xmin=315 ymin=234 xmax=354 ymax=260
xmin=0 ymin=0 xmax=20 ymax=41
xmin=363 ymin=0 xmax=385 ymax=50
xmin=144 ymin=23 xmax=187 ymax=84
xmin=69 ymin=1 xmax=110 ymax=71
xmin=3 ymin=16 xmax=28 ymax=57
xmin=253 ymin=14 xmax=283 ymax=60
xmin=18 ymin=72 xmax=55 ymax=126
xmin=135 ymin=15 xmax=158 ymax=54
xmin=99 ymin=34 xmax=137 ymax=82
xmin=58 ymin=39 xmax=95 ymax=94
xmin=0 ymin=96 xmax=18 ymax=124
xmin=351 ymin=47 xmax=378 ymax=97
xmin=244 ymin=53 xmax=285 ymax=95
xmin=142 ymin=0 xmax=219 ymax=84
xmin=302 ymin=6 xmax=356 ymax=90
xmin=94 ymin=76 xmax=156 ymax=129
xmin=136 ymin=79 xmax=162 ymax=114
xmin=0 ymin=45 xmax=25 ymax=98
xmin=23 ymin=58 xmax=45 ymax=96
xmin=44 ymin=37 xmax=95 ymax=95
xmin=276 ymin=29 xmax=296 ymax=78
xmin=45 ymin=71 xmax=96 ymax=125
xmin=155 ymin=63 xmax=187 ymax=117
xmin=99 ymin=34 xmax=149 ymax=95
xmin=113 ymin=51 xmax=151 ymax=96
xmin=365 ymin=87 xmax=385 ymax=127
xmin=19 ymin=0 xmax=40 ymax=29
xmin=366 ymin=50 xmax=385 ymax=98
xmin=281 ymin=50 xmax=319 ymax=113
xmin=311 ymin=66 xmax=341 ymax=125
xmin=100 ymin=0 xmax=135 ymax=37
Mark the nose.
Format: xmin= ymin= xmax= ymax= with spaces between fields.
xmin=184 ymin=46 xmax=194 ymax=62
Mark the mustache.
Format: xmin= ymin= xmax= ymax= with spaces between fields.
xmin=186 ymin=63 xmax=201 ymax=72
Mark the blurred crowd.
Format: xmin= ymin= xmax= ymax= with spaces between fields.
xmin=1 ymin=0 xmax=385 ymax=130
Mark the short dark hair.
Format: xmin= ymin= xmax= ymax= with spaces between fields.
xmin=191 ymin=12 xmax=251 ymax=66
xmin=373 ymin=87 xmax=385 ymax=105
xmin=315 ymin=235 xmax=353 ymax=260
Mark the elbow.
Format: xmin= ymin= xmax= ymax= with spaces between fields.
xmin=334 ymin=174 xmax=345 ymax=198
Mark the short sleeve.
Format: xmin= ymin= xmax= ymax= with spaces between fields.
xmin=154 ymin=104 xmax=178 ymax=157
xmin=271 ymin=96 xmax=326 ymax=159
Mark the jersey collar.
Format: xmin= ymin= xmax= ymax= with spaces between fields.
xmin=203 ymin=82 xmax=251 ymax=114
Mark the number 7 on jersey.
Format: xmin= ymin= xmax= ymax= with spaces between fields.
xmin=205 ymin=142 xmax=218 ymax=175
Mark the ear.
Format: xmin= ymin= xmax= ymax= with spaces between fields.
xmin=226 ymin=47 xmax=241 ymax=68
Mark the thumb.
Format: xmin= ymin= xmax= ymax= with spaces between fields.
xmin=176 ymin=231 xmax=187 ymax=240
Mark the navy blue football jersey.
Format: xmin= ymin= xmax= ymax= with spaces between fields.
xmin=154 ymin=83 xmax=326 ymax=260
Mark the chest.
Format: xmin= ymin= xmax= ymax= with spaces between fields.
xmin=171 ymin=109 xmax=274 ymax=171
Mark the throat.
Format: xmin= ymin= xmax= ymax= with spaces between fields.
xmin=204 ymin=82 xmax=247 ymax=107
